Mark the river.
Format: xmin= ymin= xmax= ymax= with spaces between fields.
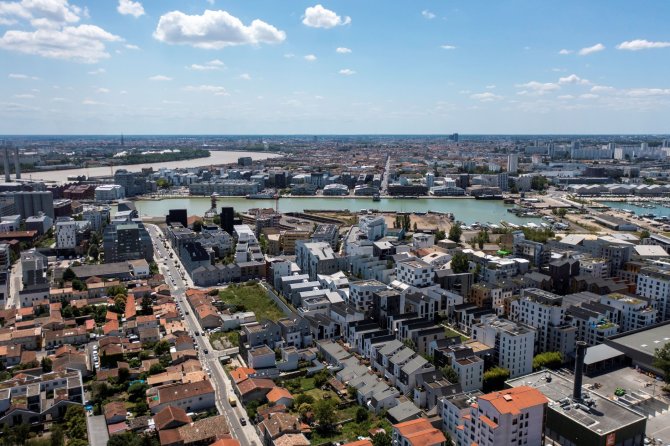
xmin=133 ymin=196 xmax=532 ymax=225
xmin=603 ymin=201 xmax=670 ymax=218
xmin=19 ymin=150 xmax=280 ymax=183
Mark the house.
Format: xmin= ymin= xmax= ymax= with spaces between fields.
xmin=392 ymin=418 xmax=446 ymax=446
xmin=248 ymin=345 xmax=277 ymax=369
xmin=104 ymin=401 xmax=127 ymax=425
xmin=259 ymin=413 xmax=302 ymax=446
xmin=266 ymin=387 xmax=294 ymax=408
xmin=148 ymin=380 xmax=215 ymax=414
xmin=153 ymin=405 xmax=192 ymax=431
xmin=236 ymin=378 xmax=276 ymax=404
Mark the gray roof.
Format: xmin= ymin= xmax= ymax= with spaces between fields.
xmin=584 ymin=344 xmax=625 ymax=366
xmin=387 ymin=400 xmax=422 ymax=423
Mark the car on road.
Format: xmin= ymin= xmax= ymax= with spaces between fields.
xmin=203 ymin=349 xmax=208 ymax=354
xmin=239 ymin=417 xmax=246 ymax=426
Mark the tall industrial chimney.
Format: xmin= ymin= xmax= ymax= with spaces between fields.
xmin=2 ymin=145 xmax=10 ymax=183
xmin=13 ymin=146 xmax=20 ymax=180
xmin=573 ymin=341 xmax=587 ymax=401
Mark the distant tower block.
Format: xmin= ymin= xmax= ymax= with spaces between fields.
xmin=2 ymin=145 xmax=10 ymax=183
xmin=14 ymin=146 xmax=21 ymax=180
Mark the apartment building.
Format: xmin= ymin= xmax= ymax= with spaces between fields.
xmin=471 ymin=315 xmax=535 ymax=378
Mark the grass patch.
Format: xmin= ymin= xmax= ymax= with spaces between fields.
xmin=444 ymin=326 xmax=469 ymax=342
xmin=218 ymin=283 xmax=284 ymax=322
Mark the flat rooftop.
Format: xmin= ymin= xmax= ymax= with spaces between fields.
xmin=607 ymin=322 xmax=670 ymax=358
xmin=507 ymin=370 xmax=646 ymax=435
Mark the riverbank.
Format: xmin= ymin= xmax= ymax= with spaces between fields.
xmin=134 ymin=194 xmax=480 ymax=201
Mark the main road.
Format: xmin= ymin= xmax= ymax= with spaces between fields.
xmin=145 ymin=224 xmax=261 ymax=446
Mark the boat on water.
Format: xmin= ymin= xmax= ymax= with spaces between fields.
xmin=372 ymin=194 xmax=381 ymax=202
xmin=475 ymin=194 xmax=504 ymax=200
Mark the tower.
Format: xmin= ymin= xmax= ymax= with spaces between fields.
xmin=14 ymin=146 xmax=20 ymax=180
xmin=2 ymin=144 xmax=10 ymax=183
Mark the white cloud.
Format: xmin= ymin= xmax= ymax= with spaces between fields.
xmin=302 ymin=4 xmax=350 ymax=28
xmin=95 ymin=87 xmax=109 ymax=93
xmin=187 ymin=59 xmax=225 ymax=71
xmin=88 ymin=68 xmax=105 ymax=75
xmin=616 ymin=39 xmax=670 ymax=51
xmin=0 ymin=25 xmax=123 ymax=63
xmin=339 ymin=68 xmax=355 ymax=76
xmin=51 ymin=97 xmax=69 ymax=102
xmin=8 ymin=73 xmax=38 ymax=80
xmin=579 ymin=93 xmax=599 ymax=99
xmin=117 ymin=0 xmax=144 ymax=18
xmin=516 ymin=81 xmax=560 ymax=95
xmin=154 ymin=9 xmax=286 ymax=49
xmin=440 ymin=44 xmax=456 ymax=50
xmin=625 ymin=88 xmax=670 ymax=97
xmin=557 ymin=95 xmax=574 ymax=100
xmin=470 ymin=92 xmax=503 ymax=102
xmin=148 ymin=75 xmax=172 ymax=81
xmin=124 ymin=43 xmax=140 ymax=50
xmin=336 ymin=47 xmax=351 ymax=54
xmin=0 ymin=17 xmax=17 ymax=26
xmin=14 ymin=93 xmax=34 ymax=99
xmin=578 ymin=43 xmax=605 ymax=56
xmin=82 ymin=99 xmax=101 ymax=105
xmin=0 ymin=0 xmax=83 ymax=28
xmin=558 ymin=74 xmax=589 ymax=85
xmin=591 ymin=85 xmax=614 ymax=93
xmin=183 ymin=84 xmax=228 ymax=95
xmin=239 ymin=73 xmax=251 ymax=80
xmin=485 ymin=85 xmax=496 ymax=89
xmin=283 ymin=53 xmax=295 ymax=58
xmin=558 ymin=49 xmax=573 ymax=55
xmin=304 ymin=54 xmax=317 ymax=62
xmin=421 ymin=10 xmax=436 ymax=20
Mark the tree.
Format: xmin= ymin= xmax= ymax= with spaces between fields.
xmin=450 ymin=252 xmax=470 ymax=274
xmin=441 ymin=365 xmax=460 ymax=384
xmin=50 ymin=424 xmax=65 ymax=446
xmin=371 ymin=432 xmax=392 ymax=446
xmin=653 ymin=342 xmax=670 ymax=382
xmin=149 ymin=363 xmax=166 ymax=375
xmin=356 ymin=406 xmax=369 ymax=423
xmin=313 ymin=369 xmax=330 ymax=388
xmin=294 ymin=393 xmax=314 ymax=407
xmin=483 ymin=367 xmax=510 ymax=392
xmin=107 ymin=285 xmax=127 ymax=297
xmin=88 ymin=244 xmax=99 ymax=261
xmin=128 ymin=382 xmax=148 ymax=403
xmin=298 ymin=403 xmax=313 ymax=422
xmin=347 ymin=385 xmax=358 ymax=400
xmin=118 ymin=367 xmax=130 ymax=383
xmin=434 ymin=230 xmax=446 ymax=242
xmin=313 ymin=399 xmax=337 ymax=432
xmin=62 ymin=267 xmax=76 ymax=282
xmin=71 ymin=278 xmax=86 ymax=291
xmin=154 ymin=340 xmax=170 ymax=356
xmin=156 ymin=178 xmax=170 ymax=189
xmin=141 ymin=294 xmax=153 ymax=315
xmin=41 ymin=357 xmax=52 ymax=373
xmin=557 ymin=208 xmax=568 ymax=218
xmin=533 ymin=352 xmax=562 ymax=371
xmin=64 ymin=405 xmax=87 ymax=441
xmin=448 ymin=224 xmax=462 ymax=243
xmin=639 ymin=229 xmax=651 ymax=240
xmin=192 ymin=220 xmax=203 ymax=232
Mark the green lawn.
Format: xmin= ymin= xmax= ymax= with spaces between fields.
xmin=218 ymin=283 xmax=284 ymax=322
xmin=444 ymin=326 xmax=469 ymax=342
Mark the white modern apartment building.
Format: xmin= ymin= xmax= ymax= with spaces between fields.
xmin=348 ymin=279 xmax=387 ymax=312
xmin=636 ymin=266 xmax=670 ymax=322
xmin=600 ymin=293 xmax=658 ymax=331
xmin=512 ymin=288 xmax=566 ymax=354
xmin=471 ymin=315 xmax=535 ymax=378
xmin=396 ymin=258 xmax=434 ymax=288
xmin=94 ymin=184 xmax=125 ymax=201
xmin=55 ymin=217 xmax=77 ymax=250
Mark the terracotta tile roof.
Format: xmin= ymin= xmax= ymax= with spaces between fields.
xmin=267 ymin=387 xmax=293 ymax=403
xmin=393 ymin=418 xmax=447 ymax=446
xmin=478 ymin=386 xmax=548 ymax=416
xmin=343 ymin=441 xmax=373 ymax=446
xmin=153 ymin=381 xmax=214 ymax=407
xmin=236 ymin=378 xmax=276 ymax=396
xmin=273 ymin=433 xmax=311 ymax=446
xmin=209 ymin=440 xmax=241 ymax=446
xmin=158 ymin=427 xmax=182 ymax=446
xmin=176 ymin=415 xmax=230 ymax=444
xmin=479 ymin=415 xmax=498 ymax=429
xmin=260 ymin=413 xmax=301 ymax=439
xmin=153 ymin=405 xmax=191 ymax=431
xmin=229 ymin=367 xmax=255 ymax=384
xmin=104 ymin=401 xmax=127 ymax=422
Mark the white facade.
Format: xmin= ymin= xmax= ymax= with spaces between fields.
xmin=511 ymin=289 xmax=565 ymax=354
xmin=56 ymin=218 xmax=77 ymax=250
xmin=636 ymin=267 xmax=670 ymax=322
xmin=412 ymin=232 xmax=435 ymax=249
xmin=471 ymin=315 xmax=535 ymax=378
xmin=396 ymin=258 xmax=434 ymax=288
xmin=359 ymin=215 xmax=386 ymax=241
xmin=507 ymin=153 xmax=519 ymax=174
xmin=348 ymin=280 xmax=387 ymax=312
xmin=94 ymin=184 xmax=125 ymax=201
xmin=600 ymin=293 xmax=658 ymax=331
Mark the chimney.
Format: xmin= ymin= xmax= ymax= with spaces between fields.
xmin=2 ymin=145 xmax=10 ymax=183
xmin=573 ymin=341 xmax=587 ymax=400
xmin=13 ymin=146 xmax=20 ymax=180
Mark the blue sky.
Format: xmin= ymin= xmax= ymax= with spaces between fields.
xmin=1 ymin=0 xmax=670 ymax=134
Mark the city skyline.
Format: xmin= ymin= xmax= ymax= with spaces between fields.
xmin=1 ymin=0 xmax=670 ymax=134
